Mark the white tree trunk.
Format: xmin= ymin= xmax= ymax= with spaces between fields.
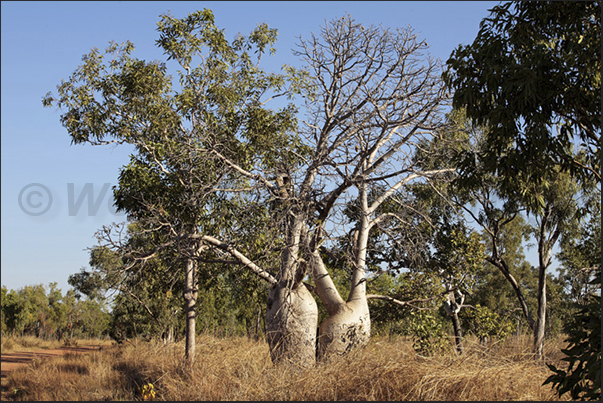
xmin=534 ymin=266 xmax=547 ymax=359
xmin=266 ymin=217 xmax=318 ymax=368
xmin=534 ymin=207 xmax=560 ymax=360
xmin=184 ymin=256 xmax=198 ymax=364
xmin=316 ymin=298 xmax=370 ymax=361
xmin=311 ymin=199 xmax=372 ymax=361
xmin=534 ymin=236 xmax=552 ymax=359
xmin=310 ymin=253 xmax=371 ymax=361
xmin=266 ymin=281 xmax=318 ymax=368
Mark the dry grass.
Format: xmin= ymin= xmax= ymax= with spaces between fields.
xmin=1 ymin=336 xmax=111 ymax=353
xmin=4 ymin=333 xmax=570 ymax=401
xmin=1 ymin=335 xmax=63 ymax=352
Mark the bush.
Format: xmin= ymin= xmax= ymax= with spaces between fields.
xmin=544 ymin=270 xmax=601 ymax=400
xmin=461 ymin=304 xmax=515 ymax=342
xmin=407 ymin=310 xmax=449 ymax=355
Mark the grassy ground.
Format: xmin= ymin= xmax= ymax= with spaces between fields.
xmin=3 ymin=333 xmax=570 ymax=401
xmin=1 ymin=335 xmax=112 ymax=353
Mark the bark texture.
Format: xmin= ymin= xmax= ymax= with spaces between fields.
xmin=266 ymin=281 xmax=318 ymax=368
xmin=443 ymin=290 xmax=464 ymax=354
xmin=317 ymin=299 xmax=370 ymax=361
xmin=184 ymin=256 xmax=198 ymax=364
xmin=310 ymin=248 xmax=371 ymax=362
xmin=534 ymin=265 xmax=547 ymax=358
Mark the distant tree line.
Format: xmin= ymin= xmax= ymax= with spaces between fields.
xmin=1 ymin=282 xmax=109 ymax=340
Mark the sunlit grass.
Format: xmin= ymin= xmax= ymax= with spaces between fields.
xmin=1 ymin=336 xmax=112 ymax=353
xmin=4 ymin=333 xmax=569 ymax=401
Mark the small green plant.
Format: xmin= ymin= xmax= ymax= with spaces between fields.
xmin=12 ymin=388 xmax=25 ymax=398
xmin=408 ymin=310 xmax=449 ymax=356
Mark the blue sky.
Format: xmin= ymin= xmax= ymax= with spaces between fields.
xmin=1 ymin=1 xmax=504 ymax=293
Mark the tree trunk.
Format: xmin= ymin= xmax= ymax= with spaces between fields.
xmin=266 ymin=281 xmax=318 ymax=368
xmin=163 ymin=325 xmax=174 ymax=345
xmin=184 ymin=255 xmax=198 ymax=364
xmin=451 ymin=313 xmax=463 ymax=354
xmin=534 ymin=264 xmax=547 ymax=359
xmin=266 ymin=217 xmax=318 ymax=368
xmin=311 ymin=249 xmax=371 ymax=362
xmin=311 ymin=206 xmax=371 ymax=361
xmin=487 ymin=257 xmax=536 ymax=331
xmin=316 ymin=298 xmax=370 ymax=361
xmin=443 ymin=290 xmax=464 ymax=354
xmin=534 ymin=208 xmax=560 ymax=360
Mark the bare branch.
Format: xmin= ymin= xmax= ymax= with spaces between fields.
xmin=367 ymin=287 xmax=455 ymax=310
xmin=198 ymin=235 xmax=277 ymax=285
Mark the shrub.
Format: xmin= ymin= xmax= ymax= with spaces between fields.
xmin=544 ymin=270 xmax=601 ymax=400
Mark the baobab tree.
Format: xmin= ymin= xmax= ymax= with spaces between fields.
xmin=44 ymin=10 xmax=454 ymax=367
xmin=289 ymin=14 xmax=452 ymax=359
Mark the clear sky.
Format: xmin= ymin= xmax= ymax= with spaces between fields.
xmin=1 ymin=1 xmax=505 ymax=293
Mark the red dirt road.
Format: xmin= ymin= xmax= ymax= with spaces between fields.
xmin=1 ymin=345 xmax=102 ymax=376
xmin=1 ymin=345 xmax=102 ymax=398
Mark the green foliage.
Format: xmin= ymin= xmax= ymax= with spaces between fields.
xmin=43 ymin=7 xmax=309 ymax=232
xmin=544 ymin=271 xmax=601 ymax=400
xmin=369 ymin=273 xmax=442 ymax=336
xmin=473 ymin=215 xmax=539 ymax=331
xmin=461 ymin=304 xmax=515 ymax=341
xmin=0 ymin=283 xmax=109 ymax=339
xmin=407 ymin=309 xmax=449 ymax=356
xmin=430 ymin=217 xmax=486 ymax=289
xmin=557 ymin=189 xmax=601 ymax=304
xmin=444 ymin=1 xmax=601 ymax=186
xmin=43 ymin=8 xmax=313 ymax=353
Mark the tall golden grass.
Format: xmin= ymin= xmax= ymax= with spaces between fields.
xmin=3 ymin=333 xmax=570 ymax=401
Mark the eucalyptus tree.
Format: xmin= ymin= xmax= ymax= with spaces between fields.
xmin=471 ymin=214 xmax=537 ymax=333
xmin=527 ymin=170 xmax=580 ymax=358
xmin=474 ymin=156 xmax=580 ymax=359
xmin=442 ymin=0 xmax=600 ymax=366
xmin=444 ymin=109 xmax=583 ymax=358
xmin=443 ymin=5 xmax=600 ymax=356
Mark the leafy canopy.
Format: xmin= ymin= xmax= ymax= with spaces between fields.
xmin=444 ymin=1 xmax=601 ymax=188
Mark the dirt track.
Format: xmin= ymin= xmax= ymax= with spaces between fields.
xmin=1 ymin=345 xmax=102 ymax=398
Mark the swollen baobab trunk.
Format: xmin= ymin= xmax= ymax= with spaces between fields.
xmin=266 ymin=280 xmax=318 ymax=367
xmin=196 ymin=233 xmax=317 ymax=366
xmin=310 ymin=220 xmax=371 ymax=361
xmin=266 ymin=217 xmax=319 ymax=368
xmin=316 ymin=291 xmax=370 ymax=361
